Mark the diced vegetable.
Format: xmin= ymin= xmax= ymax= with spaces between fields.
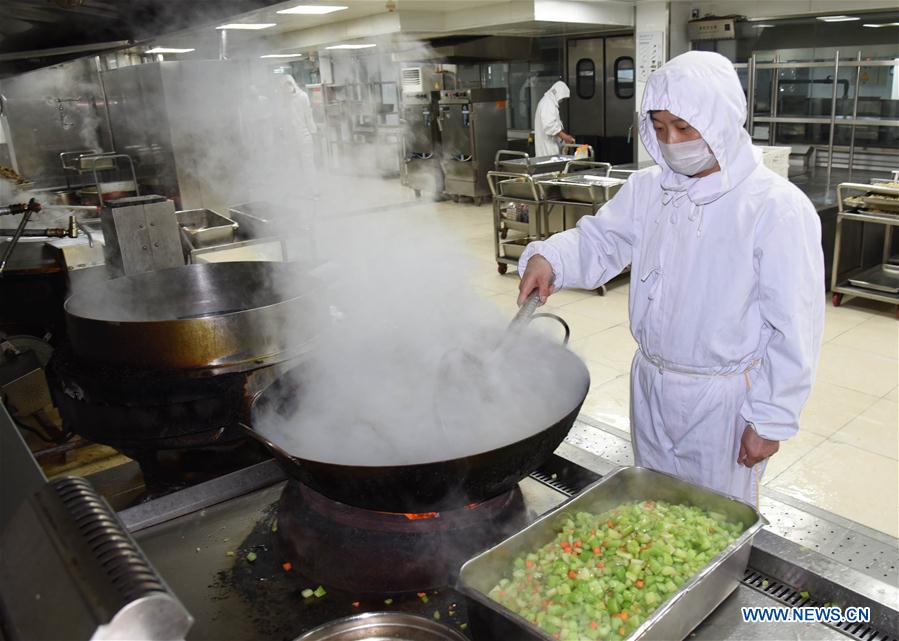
xmin=384 ymin=598 xmax=394 ymax=605
xmin=301 ymin=588 xmax=314 ymax=598
xmin=225 ymin=551 xmax=235 ymax=557
xmin=282 ymin=562 xmax=293 ymax=572
xmin=487 ymin=501 xmax=743 ymax=641
xmin=246 ymin=552 xmax=257 ymax=563
xmin=799 ymin=591 xmax=809 ymax=600
xmin=313 ymin=586 xmax=327 ymax=598
xmin=433 ymin=611 xmax=441 ymax=620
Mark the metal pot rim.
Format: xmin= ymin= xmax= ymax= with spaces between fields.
xmin=292 ymin=611 xmax=469 ymax=641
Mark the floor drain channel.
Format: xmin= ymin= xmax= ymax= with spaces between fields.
xmin=742 ymin=568 xmax=896 ymax=641
xmin=528 ymin=470 xmax=578 ymax=497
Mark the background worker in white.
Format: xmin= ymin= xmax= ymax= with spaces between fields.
xmin=518 ymin=51 xmax=824 ymax=505
xmin=280 ymin=75 xmax=318 ymax=180
xmin=533 ymin=81 xmax=575 ymax=156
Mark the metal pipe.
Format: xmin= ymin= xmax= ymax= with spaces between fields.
xmin=826 ymin=51 xmax=840 ymax=200
xmin=746 ymin=54 xmax=756 ymax=135
xmin=848 ymin=51 xmax=862 ymax=181
xmin=0 ymin=40 xmax=133 ymax=62
xmin=0 ymin=209 xmax=33 ymax=274
xmin=219 ymin=29 xmax=229 ymax=61
xmin=769 ymin=54 xmax=779 ymax=146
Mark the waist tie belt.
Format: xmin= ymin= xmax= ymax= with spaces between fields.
xmin=640 ymin=350 xmax=761 ymax=380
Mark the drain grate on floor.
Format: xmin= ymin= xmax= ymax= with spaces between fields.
xmin=742 ymin=568 xmax=897 ymax=641
xmin=529 ymin=470 xmax=579 ymax=497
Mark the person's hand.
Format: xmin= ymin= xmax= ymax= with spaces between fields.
xmin=560 ymin=132 xmax=576 ymax=145
xmin=518 ymin=255 xmax=555 ymax=305
xmin=737 ymin=425 xmax=779 ymax=467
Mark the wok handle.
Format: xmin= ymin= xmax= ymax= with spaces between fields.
xmin=531 ymin=313 xmax=571 ymax=345
xmin=237 ymin=421 xmax=298 ymax=462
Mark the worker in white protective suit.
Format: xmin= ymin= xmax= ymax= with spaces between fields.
xmin=279 ymin=75 xmax=318 ymax=182
xmin=534 ymin=81 xmax=575 ymax=156
xmin=517 ymin=51 xmax=824 ymax=506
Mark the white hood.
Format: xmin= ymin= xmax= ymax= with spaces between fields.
xmin=639 ymin=51 xmax=760 ymax=205
xmin=544 ymin=80 xmax=570 ymax=106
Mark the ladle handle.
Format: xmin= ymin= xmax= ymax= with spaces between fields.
xmin=508 ymin=290 xmax=541 ymax=334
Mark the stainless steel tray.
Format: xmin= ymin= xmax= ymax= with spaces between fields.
xmin=498 ymin=176 xmax=553 ymax=200
xmin=847 ymin=263 xmax=899 ymax=294
xmin=540 ymin=175 xmax=626 ymax=204
xmin=497 ymin=155 xmax=575 ymax=175
xmin=176 ymin=208 xmax=239 ymax=248
xmin=457 ymin=466 xmax=766 ymax=641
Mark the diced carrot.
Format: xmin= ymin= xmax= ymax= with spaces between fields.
xmin=281 ymin=562 xmax=292 ymax=572
xmin=619 ymin=626 xmax=627 ymax=636
xmin=567 ymin=569 xmax=578 ymax=580
xmin=590 ymin=620 xmax=598 ymax=630
xmin=620 ymin=611 xmax=629 ymax=621
xmin=635 ymin=580 xmax=645 ymax=589
xmin=607 ymin=520 xmax=615 ymax=528
xmin=526 ymin=559 xmax=535 ymax=569
xmin=417 ymin=592 xmax=427 ymax=598
xmin=352 ymin=601 xmax=360 ymax=607
xmin=593 ymin=546 xmax=602 ymax=554
xmin=573 ymin=539 xmax=582 ymax=548
xmin=596 ymin=562 xmax=605 ymax=569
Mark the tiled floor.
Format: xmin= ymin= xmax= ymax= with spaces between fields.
xmin=389 ymin=194 xmax=898 ymax=539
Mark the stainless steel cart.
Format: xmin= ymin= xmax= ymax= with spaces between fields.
xmin=539 ymin=161 xmax=622 ymax=231
xmin=487 ymin=170 xmax=546 ymax=275
xmin=831 ymin=181 xmax=899 ymax=318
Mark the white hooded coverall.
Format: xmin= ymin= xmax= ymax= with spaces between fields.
xmin=281 ymin=76 xmax=318 ymax=179
xmin=534 ymin=81 xmax=571 ymax=157
xmin=519 ymin=52 xmax=825 ymax=505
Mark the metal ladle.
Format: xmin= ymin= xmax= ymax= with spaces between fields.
xmin=435 ymin=289 xmax=570 ymax=434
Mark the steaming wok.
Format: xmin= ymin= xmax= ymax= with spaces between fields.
xmin=242 ymin=346 xmax=590 ymax=513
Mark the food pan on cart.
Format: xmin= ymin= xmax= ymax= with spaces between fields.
xmin=458 ymin=466 xmax=766 ymax=641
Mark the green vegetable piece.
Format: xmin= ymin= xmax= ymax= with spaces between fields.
xmin=459 ymin=623 xmax=468 ymax=631
xmin=433 ymin=611 xmax=441 ymax=620
xmin=313 ymin=586 xmax=327 ymax=598
xmin=301 ymin=588 xmax=314 ymax=599
xmin=799 ymin=591 xmax=809 ymax=600
xmin=271 ymin=522 xmax=278 ymax=533
xmin=225 ymin=551 xmax=235 ymax=557
xmin=384 ymin=598 xmax=394 ymax=605
xmin=246 ymin=551 xmax=257 ymax=563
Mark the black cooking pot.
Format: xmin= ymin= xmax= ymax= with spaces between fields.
xmin=241 ymin=343 xmax=589 ymax=513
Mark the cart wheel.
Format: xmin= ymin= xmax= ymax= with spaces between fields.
xmin=500 ymin=226 xmax=508 ymax=239
xmin=414 ymin=189 xmax=422 ymax=198
xmin=497 ymin=263 xmax=508 ymax=275
xmin=596 ymin=285 xmax=607 ymax=296
xmin=831 ymin=293 xmax=842 ymax=307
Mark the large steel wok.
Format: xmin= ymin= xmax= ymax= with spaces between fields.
xmin=242 ymin=346 xmax=590 ymax=513
xmin=65 ymin=261 xmax=316 ymax=373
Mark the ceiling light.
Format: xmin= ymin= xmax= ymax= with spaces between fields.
xmin=752 ymin=24 xmax=776 ymax=28
xmin=862 ymin=22 xmax=899 ymax=27
xmin=816 ymin=15 xmax=860 ymax=22
xmin=217 ymin=23 xmax=276 ymax=30
xmin=146 ymin=47 xmax=196 ymax=54
xmin=261 ymin=53 xmax=305 ymax=58
xmin=277 ymin=5 xmax=348 ymax=15
xmin=325 ymin=43 xmax=377 ymax=50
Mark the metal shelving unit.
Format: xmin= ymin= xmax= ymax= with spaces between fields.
xmin=831 ymin=181 xmax=899 ymax=317
xmin=738 ymin=54 xmax=899 ymax=194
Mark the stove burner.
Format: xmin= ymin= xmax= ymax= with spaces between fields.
xmin=277 ymin=481 xmax=528 ymax=594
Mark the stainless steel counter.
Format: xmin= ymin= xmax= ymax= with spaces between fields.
xmin=124 ymin=430 xmax=898 ymax=641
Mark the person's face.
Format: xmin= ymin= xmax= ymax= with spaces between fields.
xmin=650 ymin=110 xmax=702 ymax=145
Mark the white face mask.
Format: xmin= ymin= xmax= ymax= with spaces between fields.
xmin=658 ymin=138 xmax=718 ymax=176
